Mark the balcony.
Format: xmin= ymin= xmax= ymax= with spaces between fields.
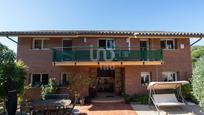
xmin=52 ymin=46 xmax=163 ymax=66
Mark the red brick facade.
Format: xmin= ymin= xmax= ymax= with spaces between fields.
xmin=17 ymin=37 xmax=192 ymax=99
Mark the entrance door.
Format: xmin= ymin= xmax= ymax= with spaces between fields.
xmin=97 ymin=68 xmax=115 ymax=93
xmin=98 ymin=39 xmax=115 ymax=50
xmin=63 ymin=39 xmax=72 ymax=51
xmin=140 ymin=40 xmax=149 ymax=61
xmin=98 ymin=39 xmax=115 ymax=61
xmin=140 ymin=40 xmax=149 ymax=50
xmin=62 ymin=39 xmax=72 ymax=61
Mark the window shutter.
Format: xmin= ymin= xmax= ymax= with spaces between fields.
xmin=150 ymin=72 xmax=152 ymax=82
xmin=28 ymin=73 xmax=31 ymax=84
xmin=175 ymin=39 xmax=178 ymax=49
xmin=177 ymin=72 xmax=180 ymax=81
xmin=42 ymin=74 xmax=49 ymax=85
xmin=60 ymin=73 xmax=62 ymax=85
xmin=160 ymin=40 xmax=166 ymax=49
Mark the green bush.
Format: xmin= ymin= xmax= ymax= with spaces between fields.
xmin=121 ymin=92 xmax=131 ymax=103
xmin=121 ymin=93 xmax=149 ymax=104
xmin=191 ymin=46 xmax=204 ymax=66
xmin=181 ymin=83 xmax=198 ymax=104
xmin=41 ymin=79 xmax=58 ymax=100
xmin=131 ymin=94 xmax=149 ymax=104
xmin=192 ymin=56 xmax=204 ymax=110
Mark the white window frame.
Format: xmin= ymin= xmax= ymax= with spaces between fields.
xmin=31 ymin=73 xmax=49 ymax=87
xmin=141 ymin=72 xmax=151 ymax=86
xmin=97 ymin=38 xmax=115 ymax=50
xmin=32 ymin=38 xmax=49 ymax=50
xmin=160 ymin=39 xmax=175 ymax=50
xmin=162 ymin=72 xmax=177 ymax=82
xmin=61 ymin=72 xmax=69 ymax=85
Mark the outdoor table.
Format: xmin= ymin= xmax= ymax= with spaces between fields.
xmin=30 ymin=99 xmax=72 ymax=110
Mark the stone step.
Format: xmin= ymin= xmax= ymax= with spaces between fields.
xmin=91 ymin=97 xmax=125 ymax=103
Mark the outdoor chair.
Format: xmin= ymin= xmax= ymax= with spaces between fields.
xmin=20 ymin=101 xmax=33 ymax=115
xmin=57 ymin=105 xmax=67 ymax=115
xmin=147 ymin=81 xmax=188 ymax=115
xmin=152 ymin=94 xmax=185 ymax=107
xmin=41 ymin=105 xmax=49 ymax=115
xmin=46 ymin=104 xmax=60 ymax=115
xmin=65 ymin=98 xmax=78 ymax=115
xmin=55 ymin=105 xmax=63 ymax=115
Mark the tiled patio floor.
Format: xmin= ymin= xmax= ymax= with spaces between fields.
xmin=75 ymin=103 xmax=137 ymax=115
xmin=131 ymin=103 xmax=204 ymax=115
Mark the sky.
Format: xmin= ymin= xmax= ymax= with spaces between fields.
xmin=0 ymin=0 xmax=204 ymax=52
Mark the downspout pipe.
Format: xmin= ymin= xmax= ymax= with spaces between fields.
xmin=190 ymin=37 xmax=202 ymax=46
xmin=6 ymin=36 xmax=18 ymax=44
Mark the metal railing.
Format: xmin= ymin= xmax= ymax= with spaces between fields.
xmin=52 ymin=46 xmax=163 ymax=62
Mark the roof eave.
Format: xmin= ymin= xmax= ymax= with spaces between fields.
xmin=0 ymin=31 xmax=204 ymax=38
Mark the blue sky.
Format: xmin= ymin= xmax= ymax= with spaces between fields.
xmin=0 ymin=0 xmax=204 ymax=52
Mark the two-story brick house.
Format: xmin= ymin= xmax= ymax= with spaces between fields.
xmin=0 ymin=30 xmax=203 ymax=100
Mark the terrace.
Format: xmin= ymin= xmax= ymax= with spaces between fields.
xmin=52 ymin=46 xmax=163 ymax=66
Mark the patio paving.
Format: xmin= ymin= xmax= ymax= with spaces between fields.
xmin=131 ymin=102 xmax=204 ymax=115
xmin=75 ymin=103 xmax=137 ymax=115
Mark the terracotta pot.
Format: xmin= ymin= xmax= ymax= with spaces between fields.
xmin=80 ymin=98 xmax=85 ymax=105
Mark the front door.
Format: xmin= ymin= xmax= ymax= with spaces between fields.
xmin=140 ymin=40 xmax=149 ymax=61
xmin=97 ymin=68 xmax=115 ymax=93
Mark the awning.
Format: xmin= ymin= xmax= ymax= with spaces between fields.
xmin=147 ymin=81 xmax=189 ymax=90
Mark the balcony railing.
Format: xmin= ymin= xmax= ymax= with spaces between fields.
xmin=52 ymin=46 xmax=163 ymax=62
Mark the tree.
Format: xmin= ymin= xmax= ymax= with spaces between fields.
xmin=0 ymin=43 xmax=15 ymax=97
xmin=0 ymin=43 xmax=27 ymax=114
xmin=192 ymin=56 xmax=204 ymax=110
xmin=191 ymin=46 xmax=204 ymax=66
xmin=68 ymin=72 xmax=96 ymax=100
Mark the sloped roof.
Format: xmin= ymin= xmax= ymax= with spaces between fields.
xmin=0 ymin=30 xmax=204 ymax=37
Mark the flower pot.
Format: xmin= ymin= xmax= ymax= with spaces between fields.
xmin=80 ymin=98 xmax=85 ymax=105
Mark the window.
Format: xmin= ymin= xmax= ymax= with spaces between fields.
xmin=107 ymin=40 xmax=115 ymax=49
xmin=32 ymin=74 xmax=41 ymax=87
xmin=160 ymin=39 xmax=175 ymax=50
xmin=33 ymin=39 xmax=49 ymax=49
xmin=34 ymin=40 xmax=42 ymax=49
xmin=98 ymin=39 xmax=115 ymax=49
xmin=99 ymin=40 xmax=106 ymax=49
xmin=61 ymin=73 xmax=69 ymax=86
xmin=140 ymin=39 xmax=149 ymax=50
xmin=162 ymin=72 xmax=177 ymax=82
xmin=31 ymin=74 xmax=49 ymax=87
xmin=62 ymin=39 xmax=72 ymax=51
xmin=141 ymin=72 xmax=151 ymax=86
